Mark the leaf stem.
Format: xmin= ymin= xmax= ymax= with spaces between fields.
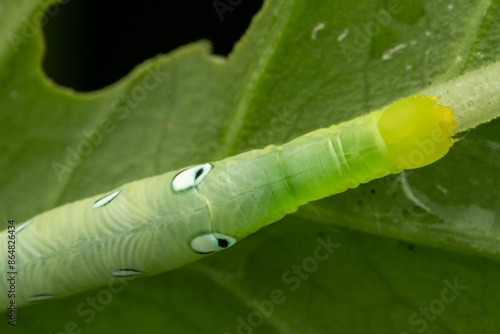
xmin=419 ymin=62 xmax=500 ymax=133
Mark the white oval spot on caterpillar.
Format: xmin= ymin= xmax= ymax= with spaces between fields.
xmin=4 ymin=220 xmax=32 ymax=237
xmin=172 ymin=163 xmax=213 ymax=192
xmin=15 ymin=220 xmax=32 ymax=233
xmin=111 ymin=269 xmax=144 ymax=277
xmin=27 ymin=294 xmax=55 ymax=303
xmin=92 ymin=190 xmax=122 ymax=209
xmin=191 ymin=233 xmax=237 ymax=254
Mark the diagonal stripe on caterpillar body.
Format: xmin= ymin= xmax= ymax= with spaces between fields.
xmin=0 ymin=95 xmax=456 ymax=308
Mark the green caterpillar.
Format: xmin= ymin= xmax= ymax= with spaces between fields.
xmin=1 ymin=95 xmax=456 ymax=308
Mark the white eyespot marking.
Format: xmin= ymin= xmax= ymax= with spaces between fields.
xmin=172 ymin=163 xmax=213 ymax=192
xmin=111 ymin=269 xmax=144 ymax=277
xmin=92 ymin=190 xmax=122 ymax=209
xmin=191 ymin=233 xmax=237 ymax=254
xmin=27 ymin=294 xmax=55 ymax=303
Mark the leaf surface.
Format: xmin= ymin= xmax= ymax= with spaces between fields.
xmin=1 ymin=0 xmax=499 ymax=332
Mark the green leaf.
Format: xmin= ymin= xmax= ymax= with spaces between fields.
xmin=1 ymin=0 xmax=500 ymax=333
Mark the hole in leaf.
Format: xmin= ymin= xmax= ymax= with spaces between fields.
xmin=42 ymin=0 xmax=264 ymax=92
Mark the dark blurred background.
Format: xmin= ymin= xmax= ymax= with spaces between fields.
xmin=42 ymin=0 xmax=263 ymax=92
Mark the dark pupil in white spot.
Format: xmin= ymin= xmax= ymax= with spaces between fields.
xmin=218 ymin=239 xmax=229 ymax=248
xmin=195 ymin=168 xmax=204 ymax=179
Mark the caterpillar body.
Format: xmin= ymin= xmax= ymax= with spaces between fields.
xmin=0 ymin=95 xmax=456 ymax=308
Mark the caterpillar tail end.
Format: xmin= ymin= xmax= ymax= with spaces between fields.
xmin=377 ymin=95 xmax=457 ymax=170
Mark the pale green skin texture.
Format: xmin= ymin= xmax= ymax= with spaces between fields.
xmin=0 ymin=96 xmax=451 ymax=308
